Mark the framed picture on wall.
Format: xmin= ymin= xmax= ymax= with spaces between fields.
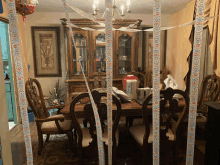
xmin=31 ymin=26 xmax=62 ymax=77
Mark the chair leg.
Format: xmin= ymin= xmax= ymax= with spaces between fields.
xmin=67 ymin=131 xmax=73 ymax=150
xmin=173 ymin=142 xmax=177 ymax=165
xmin=38 ymin=132 xmax=43 ymax=155
xmin=46 ymin=134 xmax=50 ymax=142
xmin=74 ymin=129 xmax=77 ymax=142
xmin=126 ymin=117 xmax=134 ymax=127
xmin=83 ymin=118 xmax=87 ymax=128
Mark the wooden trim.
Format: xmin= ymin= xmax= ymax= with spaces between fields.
xmin=0 ymin=17 xmax=9 ymax=23
xmin=31 ymin=26 xmax=62 ymax=77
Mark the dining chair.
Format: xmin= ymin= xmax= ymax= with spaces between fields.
xmin=196 ymin=74 xmax=220 ymax=125
xmin=90 ymin=72 xmax=106 ymax=89
xmin=69 ymin=90 xmax=121 ymax=165
xmin=25 ymin=78 xmax=74 ymax=155
xmin=129 ymin=88 xmax=189 ymax=164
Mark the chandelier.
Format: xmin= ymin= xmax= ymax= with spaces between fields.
xmin=15 ymin=0 xmax=39 ymax=22
xmin=92 ymin=0 xmax=131 ymax=20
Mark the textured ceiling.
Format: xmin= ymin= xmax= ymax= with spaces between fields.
xmin=35 ymin=0 xmax=192 ymax=14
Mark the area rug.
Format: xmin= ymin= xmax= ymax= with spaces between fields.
xmin=30 ymin=120 xmax=200 ymax=165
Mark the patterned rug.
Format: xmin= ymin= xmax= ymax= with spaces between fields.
xmin=31 ymin=119 xmax=199 ymax=165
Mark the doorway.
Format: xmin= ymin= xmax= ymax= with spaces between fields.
xmin=0 ymin=21 xmax=17 ymax=129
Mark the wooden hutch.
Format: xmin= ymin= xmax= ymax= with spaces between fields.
xmin=60 ymin=18 xmax=142 ymax=97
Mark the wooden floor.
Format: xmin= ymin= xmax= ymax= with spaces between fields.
xmin=10 ymin=122 xmax=37 ymax=165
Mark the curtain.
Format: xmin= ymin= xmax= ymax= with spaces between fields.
xmin=208 ymin=0 xmax=220 ymax=74
xmin=198 ymin=27 xmax=214 ymax=90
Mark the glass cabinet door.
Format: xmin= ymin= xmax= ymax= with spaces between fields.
xmin=95 ymin=33 xmax=106 ymax=73
xmin=118 ymin=34 xmax=132 ymax=75
xmin=73 ymin=33 xmax=87 ymax=75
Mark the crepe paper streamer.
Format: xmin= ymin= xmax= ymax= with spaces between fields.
xmin=152 ymin=0 xmax=161 ymax=164
xmin=6 ymin=0 xmax=33 ymax=164
xmin=105 ymin=5 xmax=113 ymax=165
xmin=186 ymin=0 xmax=205 ymax=164
xmin=61 ymin=0 xmax=105 ymax=164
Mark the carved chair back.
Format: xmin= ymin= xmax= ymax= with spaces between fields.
xmin=142 ymin=88 xmax=189 ymax=144
xmin=124 ymin=71 xmax=146 ymax=87
xmin=25 ymin=78 xmax=49 ymax=119
xmin=197 ymin=74 xmax=220 ymax=114
xmin=90 ymin=72 xmax=106 ymax=89
xmin=70 ymin=90 xmax=121 ymax=159
xmin=70 ymin=90 xmax=121 ymax=145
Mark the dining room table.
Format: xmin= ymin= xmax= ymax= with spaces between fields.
xmin=60 ymin=96 xmax=186 ymax=119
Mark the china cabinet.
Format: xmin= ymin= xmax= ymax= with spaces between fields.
xmin=61 ymin=18 xmax=142 ymax=96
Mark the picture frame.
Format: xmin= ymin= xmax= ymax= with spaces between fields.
xmin=31 ymin=27 xmax=62 ymax=77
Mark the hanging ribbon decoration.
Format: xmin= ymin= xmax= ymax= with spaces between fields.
xmin=66 ymin=3 xmax=219 ymax=33
xmin=105 ymin=2 xmax=113 ymax=165
xmin=61 ymin=0 xmax=105 ymax=164
xmin=186 ymin=0 xmax=205 ymax=164
xmin=152 ymin=0 xmax=161 ymax=164
xmin=6 ymin=0 xmax=33 ymax=164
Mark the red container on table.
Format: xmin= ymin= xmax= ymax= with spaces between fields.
xmin=123 ymin=75 xmax=138 ymax=91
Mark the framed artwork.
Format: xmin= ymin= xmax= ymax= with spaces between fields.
xmin=31 ymin=27 xmax=62 ymax=77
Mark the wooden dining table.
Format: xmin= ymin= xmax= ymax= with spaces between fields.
xmin=60 ymin=96 xmax=186 ymax=119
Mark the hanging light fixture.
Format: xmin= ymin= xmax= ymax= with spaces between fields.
xmin=15 ymin=0 xmax=39 ymax=22
xmin=92 ymin=0 xmax=131 ymax=20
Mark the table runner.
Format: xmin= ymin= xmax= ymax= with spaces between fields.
xmin=6 ymin=0 xmax=33 ymax=164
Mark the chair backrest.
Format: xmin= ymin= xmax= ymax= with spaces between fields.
xmin=70 ymin=90 xmax=121 ymax=146
xmin=197 ymin=74 xmax=220 ymax=113
xmin=142 ymin=88 xmax=189 ymax=142
xmin=25 ymin=78 xmax=49 ymax=119
xmin=145 ymin=67 xmax=170 ymax=88
xmin=90 ymin=72 xmax=106 ymax=89
xmin=124 ymin=71 xmax=146 ymax=87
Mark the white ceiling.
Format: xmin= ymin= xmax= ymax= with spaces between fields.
xmin=35 ymin=0 xmax=192 ymax=14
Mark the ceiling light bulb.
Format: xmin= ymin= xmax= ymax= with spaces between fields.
xmin=127 ymin=0 xmax=130 ymax=6
xmin=121 ymin=5 xmax=124 ymax=10
xmin=94 ymin=0 xmax=99 ymax=5
xmin=93 ymin=4 xmax=96 ymax=9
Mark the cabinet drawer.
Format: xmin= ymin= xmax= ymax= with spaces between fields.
xmin=5 ymin=84 xmax=11 ymax=92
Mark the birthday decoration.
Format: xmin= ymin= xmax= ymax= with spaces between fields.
xmin=152 ymin=0 xmax=161 ymax=164
xmin=186 ymin=0 xmax=206 ymax=164
xmin=105 ymin=1 xmax=113 ymax=165
xmin=6 ymin=0 xmax=33 ymax=164
xmin=61 ymin=0 xmax=105 ymax=164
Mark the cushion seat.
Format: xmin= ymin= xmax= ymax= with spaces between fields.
xmin=41 ymin=115 xmax=73 ymax=133
xmin=129 ymin=124 xmax=175 ymax=145
xmin=79 ymin=127 xmax=119 ymax=147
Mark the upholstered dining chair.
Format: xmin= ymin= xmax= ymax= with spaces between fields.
xmin=25 ymin=78 xmax=74 ymax=155
xmin=69 ymin=90 xmax=121 ymax=165
xmin=129 ymin=88 xmax=189 ymax=164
